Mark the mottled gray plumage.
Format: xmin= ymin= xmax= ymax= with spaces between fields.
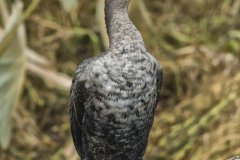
xmin=69 ymin=0 xmax=163 ymax=159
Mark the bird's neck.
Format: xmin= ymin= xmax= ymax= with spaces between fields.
xmin=105 ymin=4 xmax=145 ymax=51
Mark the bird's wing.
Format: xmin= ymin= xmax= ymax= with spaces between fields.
xmin=69 ymin=74 xmax=87 ymax=156
xmin=68 ymin=57 xmax=97 ymax=157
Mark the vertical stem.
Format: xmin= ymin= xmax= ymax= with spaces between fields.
xmin=0 ymin=0 xmax=9 ymax=27
xmin=96 ymin=0 xmax=109 ymax=49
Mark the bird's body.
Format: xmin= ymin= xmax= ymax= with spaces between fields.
xmin=69 ymin=0 xmax=163 ymax=159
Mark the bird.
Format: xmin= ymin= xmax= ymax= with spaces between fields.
xmin=68 ymin=0 xmax=163 ymax=159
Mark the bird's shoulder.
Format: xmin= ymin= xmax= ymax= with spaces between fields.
xmin=69 ymin=56 xmax=101 ymax=108
xmin=145 ymin=52 xmax=162 ymax=71
xmin=73 ymin=56 xmax=99 ymax=82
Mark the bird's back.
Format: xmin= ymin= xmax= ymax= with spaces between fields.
xmin=70 ymin=49 xmax=161 ymax=160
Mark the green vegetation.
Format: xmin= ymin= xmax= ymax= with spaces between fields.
xmin=0 ymin=0 xmax=239 ymax=159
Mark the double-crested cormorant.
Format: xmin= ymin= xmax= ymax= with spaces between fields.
xmin=69 ymin=0 xmax=163 ymax=159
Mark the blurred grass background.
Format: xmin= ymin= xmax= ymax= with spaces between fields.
xmin=0 ymin=0 xmax=240 ymax=160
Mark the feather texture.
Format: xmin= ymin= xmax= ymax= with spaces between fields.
xmin=69 ymin=0 xmax=163 ymax=159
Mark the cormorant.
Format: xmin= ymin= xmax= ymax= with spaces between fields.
xmin=69 ymin=0 xmax=163 ymax=159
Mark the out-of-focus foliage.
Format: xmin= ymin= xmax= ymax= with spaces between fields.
xmin=59 ymin=0 xmax=78 ymax=12
xmin=0 ymin=0 xmax=239 ymax=160
xmin=0 ymin=1 xmax=26 ymax=149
